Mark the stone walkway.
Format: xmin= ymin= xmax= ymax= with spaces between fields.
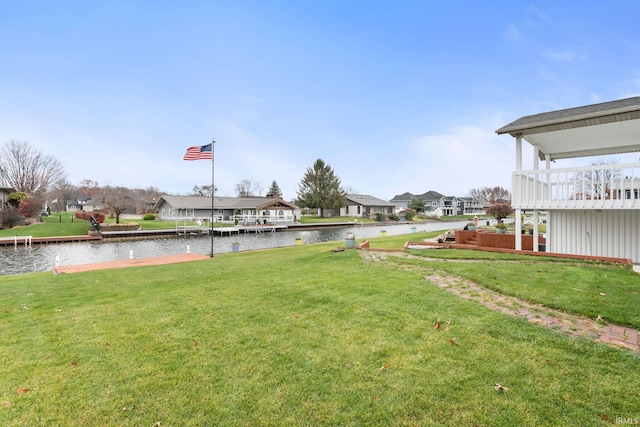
xmin=53 ymin=253 xmax=211 ymax=274
xmin=359 ymin=250 xmax=639 ymax=354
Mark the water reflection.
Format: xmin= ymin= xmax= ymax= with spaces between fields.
xmin=0 ymin=221 xmax=467 ymax=276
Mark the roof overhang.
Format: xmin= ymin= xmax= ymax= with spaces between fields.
xmin=496 ymin=97 xmax=640 ymax=161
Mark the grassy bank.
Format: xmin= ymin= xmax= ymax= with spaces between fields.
xmin=1 ymin=241 xmax=638 ymax=426
xmin=0 ymin=216 xmax=226 ymax=238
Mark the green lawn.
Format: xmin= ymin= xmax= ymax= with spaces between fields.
xmin=402 ymin=249 xmax=640 ymax=328
xmin=0 ymin=216 xmax=216 ymax=238
xmin=1 ymin=242 xmax=638 ymax=426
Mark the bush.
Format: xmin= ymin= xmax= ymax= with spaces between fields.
xmin=74 ymin=211 xmax=105 ymax=223
xmin=374 ymin=212 xmax=386 ymax=222
xmin=143 ymin=213 xmax=156 ymax=221
xmin=404 ymin=211 xmax=416 ymax=221
xmin=388 ymin=213 xmax=399 ymax=221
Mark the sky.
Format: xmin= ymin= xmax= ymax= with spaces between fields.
xmin=1 ymin=1 xmax=640 ymax=201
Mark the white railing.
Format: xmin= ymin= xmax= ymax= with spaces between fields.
xmin=512 ymin=162 xmax=640 ymax=209
xmin=230 ymin=214 xmax=295 ymax=224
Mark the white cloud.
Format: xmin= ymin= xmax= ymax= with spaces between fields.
xmin=541 ymin=49 xmax=587 ymax=63
xmin=378 ymin=124 xmax=513 ymax=199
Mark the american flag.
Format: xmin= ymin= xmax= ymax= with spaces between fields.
xmin=183 ymin=144 xmax=213 ymax=161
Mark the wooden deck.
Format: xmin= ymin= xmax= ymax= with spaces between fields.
xmin=53 ymin=253 xmax=211 ymax=274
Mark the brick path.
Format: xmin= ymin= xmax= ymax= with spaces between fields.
xmin=360 ymin=250 xmax=640 ymax=354
xmin=53 ymin=253 xmax=211 ymax=274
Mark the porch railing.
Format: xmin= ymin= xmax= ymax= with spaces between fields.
xmin=512 ymin=162 xmax=640 ymax=209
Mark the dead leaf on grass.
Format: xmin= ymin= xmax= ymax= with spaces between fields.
xmin=494 ymin=383 xmax=509 ymax=392
xmin=433 ymin=320 xmax=442 ymax=329
xmin=193 ymin=340 xmax=199 ymax=347
xmin=445 ymin=319 xmax=451 ymax=332
xmin=599 ymin=293 xmax=606 ymax=297
xmin=449 ymin=338 xmax=459 ymax=346
xmin=597 ymin=413 xmax=614 ymax=423
xmin=3 ymin=401 xmax=11 ymax=407
xmin=16 ymin=388 xmax=29 ymax=394
xmin=379 ymin=363 xmax=390 ymax=371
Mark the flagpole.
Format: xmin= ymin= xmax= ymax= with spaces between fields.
xmin=210 ymin=138 xmax=216 ymax=258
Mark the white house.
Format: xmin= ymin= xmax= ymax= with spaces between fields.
xmin=338 ymin=194 xmax=395 ymax=218
xmin=496 ymin=97 xmax=640 ymax=265
xmin=153 ymin=195 xmax=301 ymax=223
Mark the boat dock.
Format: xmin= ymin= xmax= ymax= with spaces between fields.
xmin=0 ymin=235 xmax=103 ymax=247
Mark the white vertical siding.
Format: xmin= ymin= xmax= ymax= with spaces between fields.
xmin=548 ymin=210 xmax=640 ymax=263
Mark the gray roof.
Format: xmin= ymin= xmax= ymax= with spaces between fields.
xmin=496 ymin=97 xmax=640 ymax=136
xmin=420 ymin=190 xmax=445 ymax=200
xmin=496 ymin=97 xmax=640 ymax=160
xmin=346 ymin=194 xmax=394 ymax=207
xmin=390 ymin=192 xmax=415 ymax=201
xmin=154 ymin=195 xmax=298 ymax=210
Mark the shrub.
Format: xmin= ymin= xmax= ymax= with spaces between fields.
xmin=74 ymin=211 xmax=105 ymax=223
xmin=374 ymin=212 xmax=386 ymax=222
xmin=143 ymin=213 xmax=156 ymax=221
xmin=388 ymin=213 xmax=399 ymax=221
xmin=486 ymin=203 xmax=514 ymax=224
xmin=404 ymin=211 xmax=416 ymax=221
xmin=18 ymin=197 xmax=42 ymax=218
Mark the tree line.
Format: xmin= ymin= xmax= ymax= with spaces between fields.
xmin=0 ymin=140 xmax=350 ymax=226
xmin=1 ymin=139 xmax=515 ymax=228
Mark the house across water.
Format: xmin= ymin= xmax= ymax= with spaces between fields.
xmin=153 ymin=195 xmax=301 ymax=224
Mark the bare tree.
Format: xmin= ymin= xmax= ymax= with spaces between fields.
xmin=79 ymin=179 xmax=101 ymax=198
xmin=132 ymin=186 xmax=162 ymax=214
xmin=102 ymin=186 xmax=133 ymax=224
xmin=235 ymin=179 xmax=262 ymax=197
xmin=467 ymin=186 xmax=510 ymax=204
xmin=192 ymin=184 xmax=216 ymax=197
xmin=574 ymin=158 xmax=620 ymax=200
xmin=49 ymin=179 xmax=77 ymax=212
xmin=0 ymin=140 xmax=66 ymax=197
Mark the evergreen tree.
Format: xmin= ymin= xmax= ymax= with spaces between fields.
xmin=297 ymin=159 xmax=346 ymax=217
xmin=266 ymin=180 xmax=282 ymax=198
xmin=407 ymin=197 xmax=427 ymax=213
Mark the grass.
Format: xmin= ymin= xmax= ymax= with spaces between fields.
xmin=1 ymin=241 xmax=638 ymax=426
xmin=0 ymin=215 xmax=90 ymax=237
xmin=400 ymin=252 xmax=640 ymax=328
xmin=0 ymin=216 xmax=224 ymax=238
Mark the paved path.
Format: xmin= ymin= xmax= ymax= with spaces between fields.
xmin=360 ymin=250 xmax=640 ymax=354
xmin=53 ymin=253 xmax=211 ymax=274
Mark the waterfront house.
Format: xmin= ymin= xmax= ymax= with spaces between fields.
xmin=153 ymin=195 xmax=301 ymax=223
xmin=496 ymin=97 xmax=640 ymax=264
xmin=338 ymin=194 xmax=395 ymax=218
xmin=390 ymin=190 xmax=485 ymax=217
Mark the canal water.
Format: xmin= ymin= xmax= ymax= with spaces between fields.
xmin=0 ymin=221 xmax=468 ymax=276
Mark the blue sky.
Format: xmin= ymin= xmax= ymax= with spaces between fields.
xmin=1 ymin=1 xmax=639 ymax=201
